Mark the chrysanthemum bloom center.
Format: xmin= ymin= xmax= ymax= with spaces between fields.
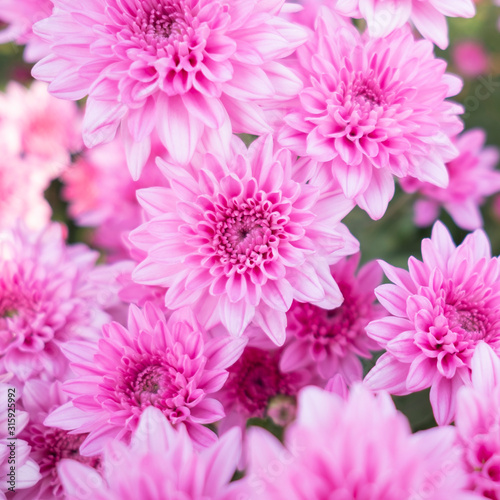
xmin=350 ymin=74 xmax=386 ymax=108
xmin=450 ymin=307 xmax=488 ymax=341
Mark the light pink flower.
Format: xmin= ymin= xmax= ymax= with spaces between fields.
xmin=336 ymin=0 xmax=475 ymax=49
xmin=130 ymin=135 xmax=358 ymax=344
xmin=32 ymin=0 xmax=307 ymax=179
xmin=0 ymin=0 xmax=53 ymax=62
xmin=281 ymin=253 xmax=383 ymax=383
xmin=0 ymin=223 xmax=110 ymax=381
xmin=278 ymin=8 xmax=464 ymax=220
xmin=452 ymin=40 xmax=489 ymax=78
xmin=365 ymin=221 xmax=500 ymax=425
xmin=15 ymin=380 xmax=100 ymax=500
xmin=0 ymin=81 xmax=82 ymax=177
xmin=239 ymin=385 xmax=478 ymax=499
xmin=57 ymin=406 xmax=242 ymax=500
xmin=45 ymin=303 xmax=246 ymax=454
xmin=455 ymin=342 xmax=500 ymax=499
xmin=401 ymin=129 xmax=500 ymax=231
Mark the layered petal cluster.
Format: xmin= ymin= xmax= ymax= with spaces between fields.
xmin=239 ymin=385 xmax=478 ymax=499
xmin=57 ymin=406 xmax=242 ymax=500
xmin=401 ymin=129 xmax=500 ymax=231
xmin=0 ymin=223 xmax=110 ymax=381
xmin=278 ymin=7 xmax=464 ymax=219
xmin=282 ymin=253 xmax=383 ymax=383
xmin=130 ymin=135 xmax=359 ymax=344
xmin=336 ymin=0 xmax=475 ymax=49
xmin=0 ymin=383 xmax=41 ymax=498
xmin=365 ymin=221 xmax=500 ymax=425
xmin=32 ymin=0 xmax=307 ymax=179
xmin=456 ymin=343 xmax=500 ymax=499
xmin=16 ymin=380 xmax=100 ymax=500
xmin=0 ymin=0 xmax=53 ymax=61
xmin=45 ymin=303 xmax=246 ymax=454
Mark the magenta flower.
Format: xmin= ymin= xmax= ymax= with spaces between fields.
xmin=456 ymin=342 xmax=500 ymax=499
xmin=336 ymin=0 xmax=475 ymax=49
xmin=281 ymin=253 xmax=383 ymax=383
xmin=32 ymin=0 xmax=306 ymax=179
xmin=240 ymin=385 xmax=477 ymax=499
xmin=130 ymin=135 xmax=358 ymax=344
xmin=16 ymin=380 xmax=100 ymax=500
xmin=365 ymin=221 xmax=500 ymax=425
xmin=0 ymin=223 xmax=110 ymax=381
xmin=45 ymin=303 xmax=246 ymax=454
xmin=57 ymin=406 xmax=242 ymax=500
xmin=401 ymin=129 xmax=500 ymax=231
xmin=0 ymin=0 xmax=53 ymax=61
xmin=452 ymin=40 xmax=489 ymax=78
xmin=278 ymin=8 xmax=464 ymax=220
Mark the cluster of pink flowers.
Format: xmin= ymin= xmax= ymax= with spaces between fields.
xmin=1 ymin=0 xmax=500 ymax=498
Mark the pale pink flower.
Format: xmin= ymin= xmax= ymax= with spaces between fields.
xmin=278 ymin=8 xmax=464 ymax=220
xmin=455 ymin=342 xmax=500 ymax=499
xmin=239 ymin=385 xmax=478 ymax=499
xmin=452 ymin=40 xmax=489 ymax=78
xmin=365 ymin=221 xmax=500 ymax=425
xmin=57 ymin=406 xmax=242 ymax=500
xmin=15 ymin=380 xmax=100 ymax=500
xmin=336 ymin=0 xmax=475 ymax=49
xmin=32 ymin=0 xmax=307 ymax=179
xmin=0 ymin=0 xmax=53 ymax=62
xmin=45 ymin=303 xmax=246 ymax=454
xmin=0 ymin=383 xmax=41 ymax=498
xmin=130 ymin=135 xmax=358 ymax=344
xmin=401 ymin=129 xmax=500 ymax=231
xmin=0 ymin=223 xmax=110 ymax=381
xmin=0 ymin=81 xmax=82 ymax=177
xmin=281 ymin=253 xmax=383 ymax=383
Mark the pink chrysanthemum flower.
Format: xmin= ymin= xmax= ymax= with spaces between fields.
xmin=45 ymin=303 xmax=246 ymax=454
xmin=32 ymin=0 xmax=307 ymax=179
xmin=455 ymin=342 xmax=500 ymax=499
xmin=0 ymin=223 xmax=110 ymax=381
xmin=336 ymin=0 xmax=475 ymax=49
xmin=0 ymin=81 xmax=82 ymax=177
xmin=281 ymin=253 xmax=383 ymax=383
xmin=130 ymin=135 xmax=359 ymax=344
xmin=0 ymin=0 xmax=53 ymax=62
xmin=401 ymin=129 xmax=500 ymax=231
xmin=15 ymin=380 xmax=100 ymax=500
xmin=57 ymin=406 xmax=242 ymax=500
xmin=278 ymin=8 xmax=464 ymax=220
xmin=239 ymin=385 xmax=478 ymax=500
xmin=0 ymin=383 xmax=41 ymax=498
xmin=365 ymin=221 xmax=500 ymax=425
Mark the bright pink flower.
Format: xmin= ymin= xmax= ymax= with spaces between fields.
xmin=32 ymin=0 xmax=307 ymax=179
xmin=278 ymin=8 xmax=464 ymax=220
xmin=62 ymin=138 xmax=168 ymax=261
xmin=16 ymin=380 xmax=100 ymax=500
xmin=57 ymin=406 xmax=242 ymax=500
xmin=130 ymin=135 xmax=358 ymax=344
xmin=45 ymin=303 xmax=246 ymax=454
xmin=240 ymin=385 xmax=477 ymax=499
xmin=455 ymin=342 xmax=500 ymax=499
xmin=365 ymin=221 xmax=500 ymax=425
xmin=0 ymin=383 xmax=41 ymax=498
xmin=401 ymin=129 xmax=500 ymax=231
xmin=452 ymin=40 xmax=489 ymax=78
xmin=0 ymin=223 xmax=110 ymax=381
xmin=336 ymin=0 xmax=475 ymax=49
xmin=0 ymin=81 xmax=82 ymax=177
xmin=0 ymin=0 xmax=53 ymax=62
xmin=281 ymin=253 xmax=383 ymax=383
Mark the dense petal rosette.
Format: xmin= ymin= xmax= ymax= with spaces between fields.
xmin=32 ymin=0 xmax=307 ymax=179
xmin=365 ymin=221 xmax=500 ymax=425
xmin=278 ymin=7 xmax=464 ymax=219
xmin=44 ymin=303 xmax=246 ymax=454
xmin=130 ymin=135 xmax=359 ymax=344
